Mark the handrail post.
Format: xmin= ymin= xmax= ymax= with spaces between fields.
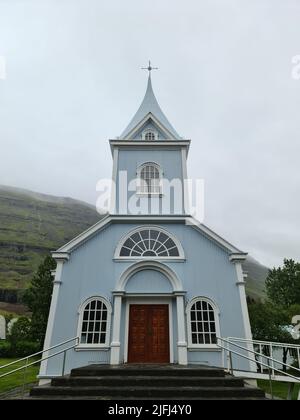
xmin=62 ymin=350 xmax=67 ymax=376
xmin=267 ymin=358 xmax=273 ymax=400
xmin=21 ymin=357 xmax=29 ymax=399
xmin=229 ymin=351 xmax=234 ymax=375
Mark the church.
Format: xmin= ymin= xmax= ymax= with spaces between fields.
xmin=39 ymin=66 xmax=252 ymax=382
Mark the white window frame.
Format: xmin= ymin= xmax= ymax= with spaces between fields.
xmin=142 ymin=128 xmax=158 ymax=141
xmin=76 ymin=296 xmax=112 ymax=349
xmin=114 ymin=225 xmax=185 ymax=261
xmin=186 ymin=296 xmax=220 ymax=350
xmin=136 ymin=162 xmax=163 ymax=196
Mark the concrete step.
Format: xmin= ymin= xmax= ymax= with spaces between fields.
xmin=52 ymin=375 xmax=244 ymax=388
xmin=30 ymin=385 xmax=265 ymax=399
xmin=70 ymin=364 xmax=226 ymax=378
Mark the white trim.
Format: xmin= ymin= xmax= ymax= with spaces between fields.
xmin=76 ymin=296 xmax=112 ymax=349
xmin=186 ymin=296 xmax=221 ymax=350
xmin=51 ymin=252 xmax=70 ymax=261
xmin=39 ymin=261 xmax=64 ymax=377
xmin=55 ymin=214 xmax=244 ymax=257
xmin=114 ymin=225 xmax=185 ymax=260
xmin=110 ymin=147 xmax=119 ymax=214
xmin=110 ymin=294 xmax=122 ymax=364
xmin=176 ymin=294 xmax=188 ymax=364
xmin=229 ymin=253 xmax=248 ymax=262
xmin=234 ymin=263 xmax=254 ymax=343
xmin=115 ymin=260 xmax=183 ymax=292
xmin=181 ymin=148 xmax=189 ymax=215
xmin=110 ymin=140 xmax=191 ymax=153
xmin=124 ymin=297 xmax=174 ymax=364
xmin=121 ymin=112 xmax=180 ymax=141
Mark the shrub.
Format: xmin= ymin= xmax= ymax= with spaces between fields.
xmin=14 ymin=341 xmax=40 ymax=358
xmin=0 ymin=341 xmax=13 ymax=357
xmin=8 ymin=317 xmax=31 ymax=345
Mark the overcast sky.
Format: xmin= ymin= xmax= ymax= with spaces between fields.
xmin=0 ymin=0 xmax=299 ymax=268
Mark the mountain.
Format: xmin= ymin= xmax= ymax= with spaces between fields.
xmin=0 ymin=185 xmax=268 ymax=305
xmin=0 ymin=185 xmax=102 ymax=294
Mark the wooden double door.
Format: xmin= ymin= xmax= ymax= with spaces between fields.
xmin=128 ymin=304 xmax=170 ymax=363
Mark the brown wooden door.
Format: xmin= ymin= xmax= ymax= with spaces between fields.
xmin=128 ymin=304 xmax=170 ymax=363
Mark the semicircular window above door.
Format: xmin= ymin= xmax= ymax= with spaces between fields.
xmin=117 ymin=227 xmax=184 ymax=259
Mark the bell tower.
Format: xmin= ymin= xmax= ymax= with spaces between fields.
xmin=109 ymin=64 xmax=191 ymax=216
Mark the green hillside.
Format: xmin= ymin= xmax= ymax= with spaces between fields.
xmin=0 ymin=185 xmax=101 ymax=291
xmin=0 ymin=185 xmax=268 ymax=303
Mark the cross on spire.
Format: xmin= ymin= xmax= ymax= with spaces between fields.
xmin=141 ymin=60 xmax=158 ymax=75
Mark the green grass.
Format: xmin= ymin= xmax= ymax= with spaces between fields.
xmin=0 ymin=358 xmax=39 ymax=395
xmin=258 ymin=379 xmax=300 ymax=400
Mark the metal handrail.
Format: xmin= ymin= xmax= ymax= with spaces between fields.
xmin=218 ymin=337 xmax=300 ymax=377
xmin=228 ymin=336 xmax=300 ymax=350
xmin=217 ymin=337 xmax=300 ymax=400
xmin=0 ymin=336 xmax=79 ymax=371
xmin=0 ymin=336 xmax=79 ymax=398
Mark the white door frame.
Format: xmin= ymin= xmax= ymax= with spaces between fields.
xmin=124 ymin=297 xmax=174 ymax=364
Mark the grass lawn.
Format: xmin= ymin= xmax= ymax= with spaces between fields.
xmin=0 ymin=358 xmax=39 ymax=395
xmin=258 ymin=379 xmax=300 ymax=400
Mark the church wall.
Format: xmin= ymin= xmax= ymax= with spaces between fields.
xmin=116 ymin=149 xmax=184 ymax=214
xmin=42 ymin=221 xmax=249 ymax=376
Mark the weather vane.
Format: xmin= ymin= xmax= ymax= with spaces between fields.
xmin=141 ymin=60 xmax=158 ymax=75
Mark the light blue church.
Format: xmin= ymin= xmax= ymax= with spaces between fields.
xmin=39 ymin=68 xmax=252 ymax=381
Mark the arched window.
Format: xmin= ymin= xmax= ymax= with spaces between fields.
xmin=145 ymin=131 xmax=155 ymax=141
xmin=187 ymin=298 xmax=219 ymax=348
xmin=138 ymin=162 xmax=161 ymax=195
xmin=116 ymin=227 xmax=184 ymax=259
xmin=78 ymin=297 xmax=111 ymax=347
xmin=142 ymin=129 xmax=157 ymax=141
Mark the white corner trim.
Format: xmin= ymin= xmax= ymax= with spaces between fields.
xmin=181 ymin=148 xmax=189 ymax=215
xmin=39 ymin=261 xmax=64 ymax=377
xmin=115 ymin=260 xmax=183 ymax=292
xmin=235 ymin=263 xmax=253 ymax=342
xmin=114 ymin=225 xmax=185 ymax=260
xmin=110 ymin=147 xmax=119 ymax=214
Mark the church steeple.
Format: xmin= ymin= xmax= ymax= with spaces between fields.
xmin=120 ymin=72 xmax=181 ymax=140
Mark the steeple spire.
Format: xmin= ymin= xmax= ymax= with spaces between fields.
xmin=120 ymin=65 xmax=180 ymax=140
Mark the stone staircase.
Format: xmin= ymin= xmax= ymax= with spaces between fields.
xmin=30 ymin=364 xmax=266 ymax=400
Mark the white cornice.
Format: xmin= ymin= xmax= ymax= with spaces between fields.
xmin=109 ymin=139 xmax=191 ymax=156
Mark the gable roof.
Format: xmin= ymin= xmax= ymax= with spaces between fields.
xmin=120 ymin=75 xmax=181 ymax=140
xmin=52 ymin=215 xmax=246 ymax=261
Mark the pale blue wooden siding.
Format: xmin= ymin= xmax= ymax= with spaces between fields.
xmin=44 ymin=221 xmax=248 ymax=375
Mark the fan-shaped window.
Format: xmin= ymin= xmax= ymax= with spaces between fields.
xmin=78 ymin=298 xmax=111 ymax=347
xmin=138 ymin=163 xmax=161 ymax=195
xmin=187 ymin=298 xmax=219 ymax=347
xmin=118 ymin=228 xmax=182 ymax=258
xmin=145 ymin=131 xmax=155 ymax=141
